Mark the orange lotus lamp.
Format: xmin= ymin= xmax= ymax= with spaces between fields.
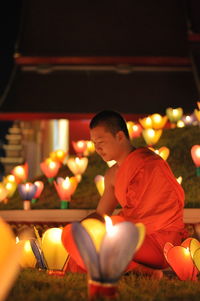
xmin=197 ymin=102 xmax=200 ymax=110
xmin=67 ymin=157 xmax=88 ymax=182
xmin=194 ymin=109 xmax=200 ymax=122
xmin=84 ymin=141 xmax=95 ymax=156
xmin=50 ymin=149 xmax=67 ymax=164
xmin=72 ymin=140 xmax=87 ymax=157
xmin=0 ymin=183 xmax=8 ymax=204
xmin=164 ymin=238 xmax=199 ymax=280
xmin=142 ymin=129 xmax=162 ymax=146
xmin=54 ymin=176 xmax=78 ymax=209
xmin=40 ymin=158 xmax=60 ymax=183
xmin=126 ymin=121 xmax=134 ymax=138
xmin=139 ymin=116 xmax=152 ymax=129
xmin=12 ymin=163 xmax=28 ymax=184
xmin=94 ymin=175 xmax=105 ymax=196
xmin=149 ymin=146 xmax=170 ymax=161
xmin=151 ymin=113 xmax=168 ymax=129
xmin=31 ymin=181 xmax=44 ymax=204
xmin=131 ymin=123 xmax=142 ymax=138
xmin=62 ymin=216 xmax=145 ymax=299
xmin=166 ymin=107 xmax=183 ymax=127
xmin=16 ymin=239 xmax=37 ymax=268
xmin=191 ymin=145 xmax=200 ymax=176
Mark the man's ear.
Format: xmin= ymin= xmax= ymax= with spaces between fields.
xmin=116 ymin=131 xmax=125 ymax=142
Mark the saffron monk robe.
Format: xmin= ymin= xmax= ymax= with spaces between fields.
xmin=64 ymin=110 xmax=188 ymax=279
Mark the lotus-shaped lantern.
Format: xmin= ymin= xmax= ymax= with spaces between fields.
xmin=149 ymin=146 xmax=170 ymax=161
xmin=67 ymin=157 xmax=88 ymax=182
xmin=194 ymin=109 xmax=200 ymax=122
xmin=164 ymin=238 xmax=199 ymax=281
xmin=94 ymin=175 xmax=105 ymax=196
xmin=72 ymin=140 xmax=87 ymax=157
xmin=40 ymin=158 xmax=60 ymax=183
xmin=139 ymin=116 xmax=152 ymax=129
xmin=0 ymin=183 xmax=9 ymax=203
xmin=181 ymin=114 xmax=195 ymax=126
xmin=62 ymin=216 xmax=145 ymax=299
xmin=126 ymin=121 xmax=135 ymax=138
xmin=54 ymin=176 xmax=78 ymax=209
xmin=12 ymin=162 xmax=28 ymax=184
xmin=150 ymin=114 xmax=168 ymax=130
xmin=49 ymin=149 xmax=67 ymax=164
xmin=142 ymin=129 xmax=162 ymax=146
xmin=18 ymin=182 xmax=37 ymax=210
xmin=191 ymin=145 xmax=200 ymax=176
xmin=166 ymin=107 xmax=183 ymax=127
xmin=16 ymin=239 xmax=37 ymax=268
xmin=84 ymin=141 xmax=95 ymax=156
xmin=31 ymin=181 xmax=44 ymax=203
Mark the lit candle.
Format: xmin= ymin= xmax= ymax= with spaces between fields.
xmin=84 ymin=141 xmax=95 ymax=156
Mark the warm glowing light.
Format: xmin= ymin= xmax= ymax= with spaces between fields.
xmin=67 ymin=156 xmax=88 ymax=179
xmin=54 ymin=176 xmax=78 ymax=208
xmin=94 ymin=175 xmax=105 ymax=196
xmin=104 ymin=215 xmax=117 ymax=236
xmin=191 ymin=145 xmax=200 ymax=167
xmin=177 ymin=120 xmax=185 ymax=128
xmin=151 ymin=114 xmax=168 ymax=130
xmin=84 ymin=141 xmax=95 ymax=156
xmin=12 ymin=163 xmax=28 ymax=184
xmin=177 ymin=176 xmax=182 ymax=185
xmin=17 ymin=240 xmax=37 ymax=268
xmin=142 ymin=129 xmax=162 ymax=145
xmin=40 ymin=159 xmax=60 ymax=180
xmin=106 ymin=160 xmax=116 ymax=167
xmin=149 ymin=146 xmax=170 ymax=160
xmin=50 ymin=149 xmax=67 ymax=164
xmin=139 ymin=116 xmax=152 ymax=129
xmin=166 ymin=107 xmax=183 ymax=124
xmin=194 ymin=109 xmax=200 ymax=121
xmin=81 ymin=219 xmax=106 ymax=252
xmin=72 ymin=140 xmax=87 ymax=157
xmin=0 ymin=184 xmax=8 ymax=203
xmin=197 ymin=102 xmax=200 ymax=110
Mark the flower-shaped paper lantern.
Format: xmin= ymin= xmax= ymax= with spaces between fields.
xmin=94 ymin=175 xmax=105 ymax=196
xmin=131 ymin=123 xmax=142 ymax=138
xmin=16 ymin=239 xmax=37 ymax=268
xmin=31 ymin=181 xmax=44 ymax=204
xmin=164 ymin=238 xmax=199 ymax=280
xmin=126 ymin=121 xmax=134 ymax=138
xmin=166 ymin=107 xmax=183 ymax=127
xmin=107 ymin=160 xmax=116 ymax=168
xmin=40 ymin=158 xmax=60 ymax=183
xmin=67 ymin=157 xmax=88 ymax=182
xmin=139 ymin=116 xmax=152 ymax=129
xmin=72 ymin=140 xmax=87 ymax=157
xmin=62 ymin=217 xmax=145 ymax=299
xmin=191 ymin=145 xmax=200 ymax=176
xmin=0 ymin=183 xmax=8 ymax=203
xmin=149 ymin=146 xmax=170 ymax=161
xmin=54 ymin=176 xmax=78 ymax=209
xmin=84 ymin=141 xmax=95 ymax=156
xmin=177 ymin=120 xmax=185 ymax=128
xmin=142 ymin=129 xmax=162 ymax=146
xmin=32 ymin=228 xmax=68 ymax=276
xmin=18 ymin=182 xmax=37 ymax=210
xmin=176 ymin=176 xmax=182 ymax=185
xmin=50 ymin=149 xmax=67 ymax=164
xmin=151 ymin=114 xmax=168 ymax=130
xmin=181 ymin=114 xmax=195 ymax=126
xmin=0 ymin=218 xmax=24 ymax=301
xmin=197 ymin=102 xmax=200 ymax=110
xmin=194 ymin=109 xmax=200 ymax=122
xmin=12 ymin=162 xmax=28 ymax=184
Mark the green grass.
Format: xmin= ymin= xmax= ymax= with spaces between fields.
xmin=0 ymin=125 xmax=200 ymax=210
xmin=6 ymin=269 xmax=200 ymax=301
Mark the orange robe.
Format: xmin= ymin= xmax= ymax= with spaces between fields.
xmin=115 ymin=147 xmax=187 ymax=269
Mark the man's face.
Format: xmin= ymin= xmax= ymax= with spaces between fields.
xmin=90 ymin=125 xmax=121 ymax=162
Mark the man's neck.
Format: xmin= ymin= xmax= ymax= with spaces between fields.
xmin=116 ymin=144 xmax=136 ymax=166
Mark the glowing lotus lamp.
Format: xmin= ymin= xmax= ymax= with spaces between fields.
xmin=50 ymin=149 xmax=67 ymax=164
xmin=177 ymin=120 xmax=185 ymax=128
xmin=54 ymin=176 xmax=78 ymax=209
xmin=151 ymin=114 xmax=168 ymax=130
xmin=16 ymin=239 xmax=37 ymax=268
xmin=84 ymin=140 xmax=95 ymax=156
xmin=67 ymin=157 xmax=88 ymax=182
xmin=32 ymin=227 xmax=69 ymax=275
xmin=176 ymin=176 xmax=182 ymax=185
xmin=164 ymin=238 xmax=199 ymax=280
xmin=191 ymin=145 xmax=200 ymax=176
xmin=194 ymin=109 xmax=200 ymax=122
xmin=182 ymin=114 xmax=195 ymax=126
xmin=139 ymin=116 xmax=152 ymax=129
xmin=62 ymin=216 xmax=145 ymax=299
xmin=197 ymin=102 xmax=200 ymax=110
xmin=18 ymin=182 xmax=37 ymax=210
xmin=107 ymin=160 xmax=116 ymax=168
xmin=149 ymin=146 xmax=170 ymax=161
xmin=166 ymin=107 xmax=183 ymax=127
xmin=131 ymin=123 xmax=142 ymax=138
xmin=72 ymin=140 xmax=87 ymax=157
xmin=0 ymin=218 xmax=24 ymax=301
xmin=94 ymin=175 xmax=105 ymax=196
xmin=31 ymin=181 xmax=44 ymax=204
xmin=0 ymin=183 xmax=8 ymax=204
xmin=142 ymin=129 xmax=162 ymax=146
xmin=126 ymin=121 xmax=134 ymax=138
xmin=40 ymin=158 xmax=60 ymax=183
xmin=12 ymin=163 xmax=28 ymax=184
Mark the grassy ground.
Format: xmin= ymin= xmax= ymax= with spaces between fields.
xmin=7 ymin=269 xmax=200 ymax=301
xmin=0 ymin=125 xmax=200 ymax=210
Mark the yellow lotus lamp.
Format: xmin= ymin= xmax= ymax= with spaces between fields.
xmin=177 ymin=120 xmax=185 ymax=128
xmin=94 ymin=175 xmax=105 ymax=196
xmin=50 ymin=149 xmax=67 ymax=164
xmin=67 ymin=157 xmax=88 ymax=182
xmin=126 ymin=121 xmax=134 ymax=138
xmin=166 ymin=107 xmax=183 ymax=127
xmin=151 ymin=114 xmax=168 ymax=129
xmin=54 ymin=176 xmax=78 ymax=209
xmin=197 ymin=102 xmax=200 ymax=110
xmin=16 ymin=239 xmax=37 ymax=268
xmin=194 ymin=109 xmax=200 ymax=122
xmin=42 ymin=228 xmax=69 ymax=275
xmin=177 ymin=176 xmax=183 ymax=185
xmin=149 ymin=146 xmax=170 ymax=161
xmin=0 ymin=183 xmax=8 ymax=204
xmin=191 ymin=145 xmax=200 ymax=176
xmin=84 ymin=140 xmax=95 ymax=156
xmin=139 ymin=116 xmax=152 ymax=129
xmin=12 ymin=162 xmax=28 ymax=184
xmin=0 ymin=218 xmax=24 ymax=301
xmin=40 ymin=158 xmax=60 ymax=183
xmin=142 ymin=129 xmax=162 ymax=146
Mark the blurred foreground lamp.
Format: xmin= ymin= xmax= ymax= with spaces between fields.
xmin=18 ymin=182 xmax=37 ymax=210
xmin=31 ymin=227 xmax=69 ymax=275
xmin=12 ymin=162 xmax=28 ymax=184
xmin=67 ymin=157 xmax=88 ymax=182
xmin=0 ymin=218 xmax=24 ymax=301
xmin=166 ymin=107 xmax=183 ymax=127
xmin=40 ymin=158 xmax=60 ymax=183
xmin=62 ymin=217 xmax=145 ymax=299
xmin=50 ymin=149 xmax=67 ymax=164
xmin=151 ymin=113 xmax=168 ymax=129
xmin=72 ymin=140 xmax=87 ymax=157
xmin=191 ymin=145 xmax=200 ymax=176
xmin=164 ymin=238 xmax=200 ymax=280
xmin=94 ymin=175 xmax=105 ymax=196
xmin=149 ymin=146 xmax=170 ymax=161
xmin=142 ymin=129 xmax=162 ymax=146
xmin=16 ymin=239 xmax=37 ymax=268
xmin=54 ymin=176 xmax=78 ymax=209
xmin=31 ymin=181 xmax=44 ymax=204
xmin=0 ymin=183 xmax=8 ymax=204
xmin=197 ymin=102 xmax=200 ymax=110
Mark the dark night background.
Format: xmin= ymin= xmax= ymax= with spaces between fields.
xmin=0 ymin=0 xmax=200 ymax=115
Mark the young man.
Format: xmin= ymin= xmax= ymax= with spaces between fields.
xmin=66 ymin=110 xmax=187 ymax=278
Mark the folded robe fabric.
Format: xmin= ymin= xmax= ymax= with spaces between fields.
xmin=115 ymin=147 xmax=185 ymax=235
